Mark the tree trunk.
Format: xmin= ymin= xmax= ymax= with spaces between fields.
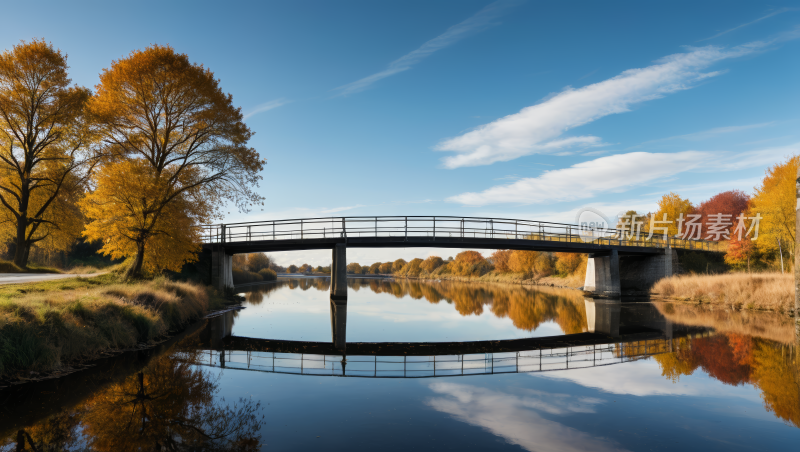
xmin=125 ymin=241 xmax=147 ymax=279
xmin=12 ymin=217 xmax=28 ymax=268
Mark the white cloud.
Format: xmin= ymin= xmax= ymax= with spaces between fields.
xmin=447 ymin=151 xmax=713 ymax=206
xmin=334 ymin=0 xmax=520 ymax=96
xmin=426 ymin=382 xmax=628 ymax=452
xmin=435 ymin=38 xmax=789 ymax=169
xmin=446 ymin=142 xmax=800 ymax=206
xmin=243 ymin=98 xmax=291 ymax=119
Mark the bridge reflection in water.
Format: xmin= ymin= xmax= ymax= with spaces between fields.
xmin=191 ymin=295 xmax=711 ymax=378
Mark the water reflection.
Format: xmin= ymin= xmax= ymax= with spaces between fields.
xmin=2 ymin=278 xmax=799 ymax=450
xmin=654 ymin=333 xmax=800 ymax=428
xmin=1 ymin=332 xmax=265 ymax=451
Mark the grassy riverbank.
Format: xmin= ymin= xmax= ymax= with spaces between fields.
xmin=651 ymin=272 xmax=794 ymax=313
xmin=395 ymin=270 xmax=585 ymax=290
xmin=0 ymin=274 xmax=228 ymax=379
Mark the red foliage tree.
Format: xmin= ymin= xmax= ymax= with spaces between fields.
xmin=696 ymin=190 xmax=750 ymax=237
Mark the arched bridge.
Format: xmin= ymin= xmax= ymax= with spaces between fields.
xmin=202 ymin=216 xmax=724 ymax=297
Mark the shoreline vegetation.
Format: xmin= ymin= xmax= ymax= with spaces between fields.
xmin=652 ymin=272 xmax=795 ymax=314
xmin=0 ymin=274 xmax=234 ymax=382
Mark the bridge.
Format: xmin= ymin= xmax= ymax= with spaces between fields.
xmin=191 ymin=297 xmax=712 ymax=377
xmin=202 ymin=216 xmax=724 ymax=298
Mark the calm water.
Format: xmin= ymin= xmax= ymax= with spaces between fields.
xmin=2 ymin=277 xmax=799 ymax=451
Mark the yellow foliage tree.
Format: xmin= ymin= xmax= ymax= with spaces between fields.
xmin=654 ymin=192 xmax=694 ymax=237
xmin=748 ymin=155 xmax=798 ymax=262
xmin=83 ymin=45 xmax=264 ymax=278
xmin=0 ymin=40 xmax=96 ymax=267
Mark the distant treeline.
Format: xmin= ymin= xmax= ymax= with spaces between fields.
xmin=343 ymin=250 xmax=587 ymax=279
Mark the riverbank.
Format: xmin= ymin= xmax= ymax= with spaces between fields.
xmin=0 ymin=274 xmax=232 ymax=381
xmin=651 ymin=272 xmax=794 ymax=313
xmin=391 ymin=271 xmax=585 ymax=290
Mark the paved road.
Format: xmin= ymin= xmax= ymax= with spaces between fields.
xmin=0 ymin=272 xmax=102 ymax=285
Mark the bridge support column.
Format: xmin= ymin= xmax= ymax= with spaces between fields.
xmin=584 ymin=250 xmax=620 ymax=297
xmin=618 ymin=248 xmax=676 ymax=293
xmin=211 ymin=246 xmax=233 ymax=292
xmin=331 ymin=243 xmax=347 ymax=300
xmin=584 ymin=298 xmax=620 ymax=337
xmin=330 ymin=298 xmax=347 ymax=352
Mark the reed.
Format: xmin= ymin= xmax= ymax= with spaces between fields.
xmin=651 ymin=272 xmax=794 ymax=313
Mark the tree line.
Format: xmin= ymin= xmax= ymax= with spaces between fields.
xmin=629 ymin=155 xmax=797 ymax=272
xmin=0 ymin=40 xmax=264 ymax=277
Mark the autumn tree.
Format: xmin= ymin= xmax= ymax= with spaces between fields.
xmin=420 ymin=255 xmax=444 ymax=273
xmin=287 ymin=264 xmax=297 ymax=273
xmin=379 ymin=262 xmax=392 ymax=274
xmin=450 ymin=250 xmax=491 ymax=276
xmin=748 ymin=156 xmax=798 ymax=265
xmin=368 ymin=262 xmax=381 ymax=274
xmin=555 ymin=252 xmax=585 ymax=275
xmin=82 ymin=45 xmax=264 ymax=278
xmin=654 ymin=192 xmax=695 ymax=236
xmin=508 ymin=250 xmax=539 ymax=277
xmin=491 ymin=250 xmax=513 ymax=272
xmin=247 ymin=253 xmax=271 ymax=272
xmin=697 ymin=190 xmax=749 ymax=237
xmin=0 ymin=40 xmax=97 ymax=267
xmin=392 ymin=258 xmax=407 ymax=273
xmin=346 ymin=262 xmax=362 ymax=274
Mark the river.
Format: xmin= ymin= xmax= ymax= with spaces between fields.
xmin=2 ymin=277 xmax=799 ymax=451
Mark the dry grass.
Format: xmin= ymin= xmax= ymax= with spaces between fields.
xmin=651 ymin=272 xmax=794 ymax=313
xmin=0 ymin=275 xmax=223 ymax=378
xmin=653 ymin=302 xmax=796 ymax=344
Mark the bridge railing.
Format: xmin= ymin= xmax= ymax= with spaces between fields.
xmin=200 ymin=216 xmax=725 ymax=252
xmin=187 ymin=338 xmax=671 ymax=378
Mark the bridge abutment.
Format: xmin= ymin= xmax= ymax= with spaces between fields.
xmin=585 ymin=248 xmax=677 ymax=296
xmin=331 ymin=243 xmax=347 ymax=300
xmin=211 ymin=246 xmax=233 ymax=291
xmin=584 ymin=250 xmax=620 ymax=297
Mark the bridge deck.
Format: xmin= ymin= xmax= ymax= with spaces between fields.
xmin=201 ymin=216 xmax=724 ymax=254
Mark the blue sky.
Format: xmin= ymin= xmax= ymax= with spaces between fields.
xmin=3 ymin=1 xmax=798 ymax=265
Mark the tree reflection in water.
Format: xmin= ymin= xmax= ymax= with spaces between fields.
xmin=654 ymin=333 xmax=800 ymax=428
xmin=1 ymin=337 xmax=264 ymax=451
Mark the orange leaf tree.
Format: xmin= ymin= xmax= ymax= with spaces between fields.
xmin=83 ymin=45 xmax=264 ymax=278
xmin=0 ymin=40 xmax=96 ymax=267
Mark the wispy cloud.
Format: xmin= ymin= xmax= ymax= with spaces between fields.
xmin=633 ymin=121 xmax=777 ymax=147
xmin=445 ymin=143 xmax=800 ymax=206
xmin=333 ymin=0 xmax=521 ymax=96
xmin=698 ymin=7 xmax=799 ymax=42
xmin=243 ymin=98 xmax=291 ymax=119
xmin=436 ymin=32 xmax=799 ymax=169
xmin=320 ymin=204 xmax=366 ymax=214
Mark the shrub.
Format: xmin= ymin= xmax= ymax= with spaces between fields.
xmin=232 ymin=268 xmax=262 ymax=284
xmin=258 ymin=268 xmax=277 ymax=281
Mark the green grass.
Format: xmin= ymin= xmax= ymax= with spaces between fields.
xmin=0 ymin=274 xmax=229 ymax=379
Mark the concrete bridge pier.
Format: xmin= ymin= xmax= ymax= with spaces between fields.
xmin=211 ymin=246 xmax=234 ymax=292
xmin=584 ymin=250 xmax=620 ymax=297
xmin=584 ymin=298 xmax=621 ymax=337
xmin=330 ymin=298 xmax=347 ymax=352
xmin=331 ymin=243 xmax=347 ymax=300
